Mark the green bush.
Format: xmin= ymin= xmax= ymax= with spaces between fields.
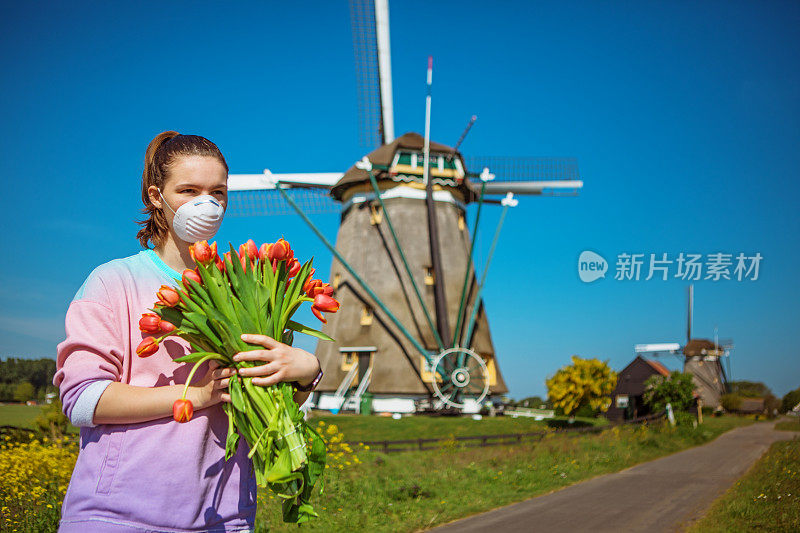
xmin=34 ymin=399 xmax=71 ymax=439
xmin=13 ymin=382 xmax=35 ymax=403
xmin=721 ymin=393 xmax=742 ymax=412
xmin=643 ymin=371 xmax=695 ymax=413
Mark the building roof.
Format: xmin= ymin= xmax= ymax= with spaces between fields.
xmin=683 ymin=339 xmax=724 ymax=357
xmin=645 ymin=359 xmax=671 ymax=377
xmin=330 ymin=132 xmax=476 ymax=201
xmin=738 ymin=398 xmax=766 ymax=413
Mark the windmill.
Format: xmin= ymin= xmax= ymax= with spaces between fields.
xmin=634 ymin=285 xmax=733 ymax=410
xmin=227 ymin=0 xmax=583 ymax=414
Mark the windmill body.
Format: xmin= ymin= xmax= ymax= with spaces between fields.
xmin=313 ymin=133 xmax=507 ymax=413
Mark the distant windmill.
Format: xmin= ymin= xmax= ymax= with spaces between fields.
xmin=635 ymin=285 xmax=732 ymax=410
xmin=226 ymin=0 xmax=583 ymax=414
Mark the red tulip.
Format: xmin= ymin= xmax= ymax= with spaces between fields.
xmin=182 ymin=268 xmax=202 ymax=289
xmin=214 ymin=254 xmax=224 ymax=272
xmin=190 ymin=241 xmax=216 ymax=265
xmin=303 ymin=278 xmax=322 ymax=297
xmin=258 ymin=242 xmax=270 ymax=261
xmin=287 ymin=258 xmax=301 ymax=278
xmin=311 ymin=306 xmax=326 ymax=324
xmin=138 ymin=313 xmax=161 ymax=334
xmin=266 ymin=238 xmax=292 ymax=262
xmin=156 ymin=285 xmax=181 ymax=307
xmin=238 ymin=239 xmax=258 ymax=262
xmin=313 ymin=294 xmax=340 ymax=313
xmin=173 ymin=399 xmax=193 ymax=423
xmin=159 ymin=320 xmax=176 ymax=333
xmin=320 ymin=284 xmax=334 ymax=297
xmin=136 ymin=336 xmax=159 ymax=357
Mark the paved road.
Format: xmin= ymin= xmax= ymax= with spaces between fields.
xmin=430 ymin=422 xmax=795 ymax=533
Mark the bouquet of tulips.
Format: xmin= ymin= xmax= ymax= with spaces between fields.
xmin=134 ymin=238 xmax=340 ymax=523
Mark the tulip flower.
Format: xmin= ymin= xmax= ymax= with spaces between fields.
xmin=138 ymin=313 xmax=161 ymax=334
xmin=173 ymin=399 xmax=193 ymax=423
xmin=215 ymin=254 xmax=224 ymax=272
xmin=239 ymin=239 xmax=258 ymax=262
xmin=156 ymin=285 xmax=181 ymax=307
xmin=303 ymin=278 xmax=322 ymax=297
xmin=159 ymin=320 xmax=176 ymax=333
xmin=311 ymin=294 xmax=340 ymax=324
xmin=266 ymin=238 xmax=292 ymax=262
xmin=313 ymin=294 xmax=340 ymax=313
xmin=311 ymin=306 xmax=326 ymax=324
xmin=258 ymin=242 xmax=270 ymax=261
xmin=182 ymin=268 xmax=202 ymax=289
xmin=190 ymin=241 xmax=216 ymax=265
xmin=136 ymin=336 xmax=159 ymax=357
xmin=287 ymin=258 xmax=301 ymax=278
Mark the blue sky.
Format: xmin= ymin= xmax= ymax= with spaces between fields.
xmin=1 ymin=1 xmax=798 ymax=399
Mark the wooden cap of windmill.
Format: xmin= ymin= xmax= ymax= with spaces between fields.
xmin=330 ymin=132 xmax=477 ymax=203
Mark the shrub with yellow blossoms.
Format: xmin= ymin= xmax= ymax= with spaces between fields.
xmin=546 ymin=355 xmax=617 ymax=416
xmin=0 ymin=434 xmax=78 ymax=532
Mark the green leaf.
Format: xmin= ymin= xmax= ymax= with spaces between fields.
xmin=230 ymin=296 xmax=258 ymax=336
xmin=229 ymin=374 xmax=247 ymax=413
xmin=287 ymin=320 xmax=334 ymax=341
xmin=182 ymin=312 xmax=223 ymax=345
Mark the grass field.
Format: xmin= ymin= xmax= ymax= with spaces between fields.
xmin=256 ymin=416 xmax=751 ymax=532
xmin=309 ymin=412 xmax=606 ymax=442
xmin=0 ymin=403 xmax=79 ymax=434
xmin=0 ymin=403 xmax=606 ymax=441
xmin=0 ymin=403 xmax=47 ymax=428
xmin=775 ymin=419 xmax=800 ymax=432
xmin=687 ymin=437 xmax=800 ymax=532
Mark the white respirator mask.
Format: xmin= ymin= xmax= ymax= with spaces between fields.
xmin=159 ymin=190 xmax=225 ymax=243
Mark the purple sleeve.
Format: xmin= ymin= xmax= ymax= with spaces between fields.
xmin=53 ymin=273 xmax=125 ymax=425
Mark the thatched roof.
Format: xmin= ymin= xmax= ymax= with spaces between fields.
xmin=683 ymin=339 xmax=723 ymax=357
xmin=331 ymin=132 xmax=476 ymax=201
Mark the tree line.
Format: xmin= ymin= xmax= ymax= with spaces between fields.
xmin=0 ymin=357 xmax=57 ymax=402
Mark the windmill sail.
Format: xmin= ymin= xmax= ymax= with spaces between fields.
xmin=464 ymin=156 xmax=583 ymax=196
xmin=350 ymin=0 xmax=394 ymax=148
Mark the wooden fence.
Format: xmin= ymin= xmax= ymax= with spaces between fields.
xmin=343 ymin=413 xmax=664 ymax=453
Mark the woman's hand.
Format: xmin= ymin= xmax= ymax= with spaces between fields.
xmin=232 ymin=333 xmax=321 ymax=390
xmin=191 ymin=361 xmax=236 ymax=408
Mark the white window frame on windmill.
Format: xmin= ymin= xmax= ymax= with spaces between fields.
xmin=424 ymin=265 xmax=435 ymax=286
xmin=420 ymin=356 xmax=443 ymax=384
xmin=480 ymin=352 xmax=498 ymax=387
xmin=360 ymin=305 xmax=374 ymax=326
xmin=369 ymin=203 xmax=383 ymax=225
xmin=389 ymin=151 xmax=464 ymax=185
xmin=339 ymin=346 xmax=376 ymax=387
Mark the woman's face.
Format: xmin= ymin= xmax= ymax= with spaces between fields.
xmin=148 ymin=155 xmax=229 ymax=232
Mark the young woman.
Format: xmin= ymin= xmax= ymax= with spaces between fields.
xmin=53 ymin=131 xmax=322 ymax=532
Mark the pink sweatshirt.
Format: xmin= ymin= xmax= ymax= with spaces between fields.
xmin=53 ymin=249 xmax=256 ymax=532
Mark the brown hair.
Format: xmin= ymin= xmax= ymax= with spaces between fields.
xmin=136 ymin=131 xmax=229 ymax=249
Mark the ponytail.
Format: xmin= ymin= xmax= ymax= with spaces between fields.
xmin=135 ymin=131 xmax=229 ymax=249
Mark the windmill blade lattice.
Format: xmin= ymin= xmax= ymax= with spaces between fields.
xmin=350 ymin=0 xmax=383 ymax=149
xmin=465 ymin=156 xmax=582 ymax=196
xmin=227 ymin=188 xmax=340 ymax=218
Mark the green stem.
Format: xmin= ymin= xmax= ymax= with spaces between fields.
xmin=180 ymin=354 xmax=220 ymax=400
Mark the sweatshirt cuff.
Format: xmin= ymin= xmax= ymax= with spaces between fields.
xmin=70 ymin=380 xmax=113 ymax=427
